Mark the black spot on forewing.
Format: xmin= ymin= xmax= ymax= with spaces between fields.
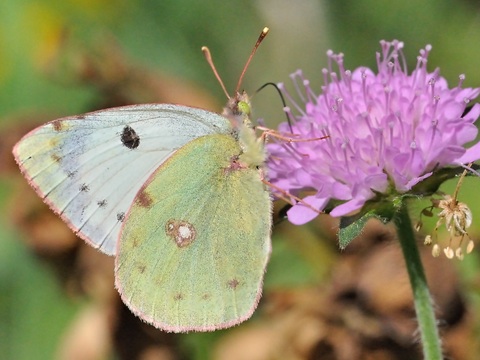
xmin=121 ymin=125 xmax=140 ymax=149
xmin=79 ymin=183 xmax=89 ymax=192
xmin=97 ymin=199 xmax=107 ymax=208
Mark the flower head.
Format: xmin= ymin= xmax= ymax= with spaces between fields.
xmin=267 ymin=40 xmax=480 ymax=225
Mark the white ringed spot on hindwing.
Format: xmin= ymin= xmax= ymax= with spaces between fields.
xmin=165 ymin=219 xmax=197 ymax=248
xmin=121 ymin=125 xmax=140 ymax=149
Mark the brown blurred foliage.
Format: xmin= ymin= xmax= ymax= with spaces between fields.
xmin=214 ymin=220 xmax=473 ymax=360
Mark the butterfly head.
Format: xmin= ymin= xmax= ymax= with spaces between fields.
xmin=223 ymin=91 xmax=253 ymax=128
xmin=203 ymin=28 xmax=269 ymax=130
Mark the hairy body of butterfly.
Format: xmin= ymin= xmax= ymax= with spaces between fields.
xmin=13 ymin=98 xmax=271 ymax=332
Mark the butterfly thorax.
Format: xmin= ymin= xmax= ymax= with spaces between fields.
xmin=238 ymin=124 xmax=265 ymax=168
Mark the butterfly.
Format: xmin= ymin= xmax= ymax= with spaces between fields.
xmin=12 ymin=28 xmax=272 ymax=332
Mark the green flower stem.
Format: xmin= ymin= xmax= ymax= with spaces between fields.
xmin=394 ymin=203 xmax=443 ymax=360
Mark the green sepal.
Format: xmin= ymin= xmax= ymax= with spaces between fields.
xmin=337 ymin=196 xmax=401 ymax=249
xmin=338 ymin=211 xmax=383 ymax=249
xmin=411 ymin=164 xmax=480 ymax=196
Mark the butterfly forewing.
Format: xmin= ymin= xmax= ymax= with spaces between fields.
xmin=115 ymin=133 xmax=271 ymax=332
xmin=13 ymin=104 xmax=232 ymax=255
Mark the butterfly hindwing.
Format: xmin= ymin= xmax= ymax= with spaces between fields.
xmin=115 ymin=133 xmax=271 ymax=332
xmin=13 ymin=104 xmax=232 ymax=255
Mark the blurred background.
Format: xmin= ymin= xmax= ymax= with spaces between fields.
xmin=2 ymin=0 xmax=480 ymax=359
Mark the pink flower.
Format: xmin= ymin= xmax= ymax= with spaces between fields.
xmin=267 ymin=40 xmax=480 ymax=225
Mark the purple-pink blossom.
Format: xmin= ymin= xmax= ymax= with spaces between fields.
xmin=267 ymin=40 xmax=480 ymax=225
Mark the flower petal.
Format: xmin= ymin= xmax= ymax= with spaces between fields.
xmin=456 ymin=142 xmax=480 ymax=164
xmin=287 ymin=196 xmax=329 ymax=225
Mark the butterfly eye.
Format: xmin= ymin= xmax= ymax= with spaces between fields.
xmin=237 ymin=101 xmax=251 ymax=116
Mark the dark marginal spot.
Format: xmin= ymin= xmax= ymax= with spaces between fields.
xmin=67 ymin=171 xmax=77 ymax=178
xmin=137 ymin=264 xmax=146 ymax=273
xmin=174 ymin=293 xmax=184 ymax=301
xmin=136 ymin=189 xmax=153 ymax=208
xmin=117 ymin=212 xmax=125 ymax=222
xmin=227 ymin=279 xmax=240 ymax=289
xmin=79 ymin=183 xmax=89 ymax=192
xmin=165 ymin=219 xmax=197 ymax=248
xmin=52 ymin=120 xmax=63 ymax=131
xmin=97 ymin=199 xmax=107 ymax=208
xmin=121 ymin=125 xmax=140 ymax=149
xmin=51 ymin=154 xmax=62 ymax=163
xmin=201 ymin=294 xmax=211 ymax=300
xmin=132 ymin=237 xmax=140 ymax=248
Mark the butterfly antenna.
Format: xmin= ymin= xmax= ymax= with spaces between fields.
xmin=235 ymin=27 xmax=270 ymax=93
xmin=256 ymin=82 xmax=294 ymax=132
xmin=202 ymin=46 xmax=230 ymax=99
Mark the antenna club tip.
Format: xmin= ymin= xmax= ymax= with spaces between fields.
xmin=262 ymin=27 xmax=269 ymax=34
